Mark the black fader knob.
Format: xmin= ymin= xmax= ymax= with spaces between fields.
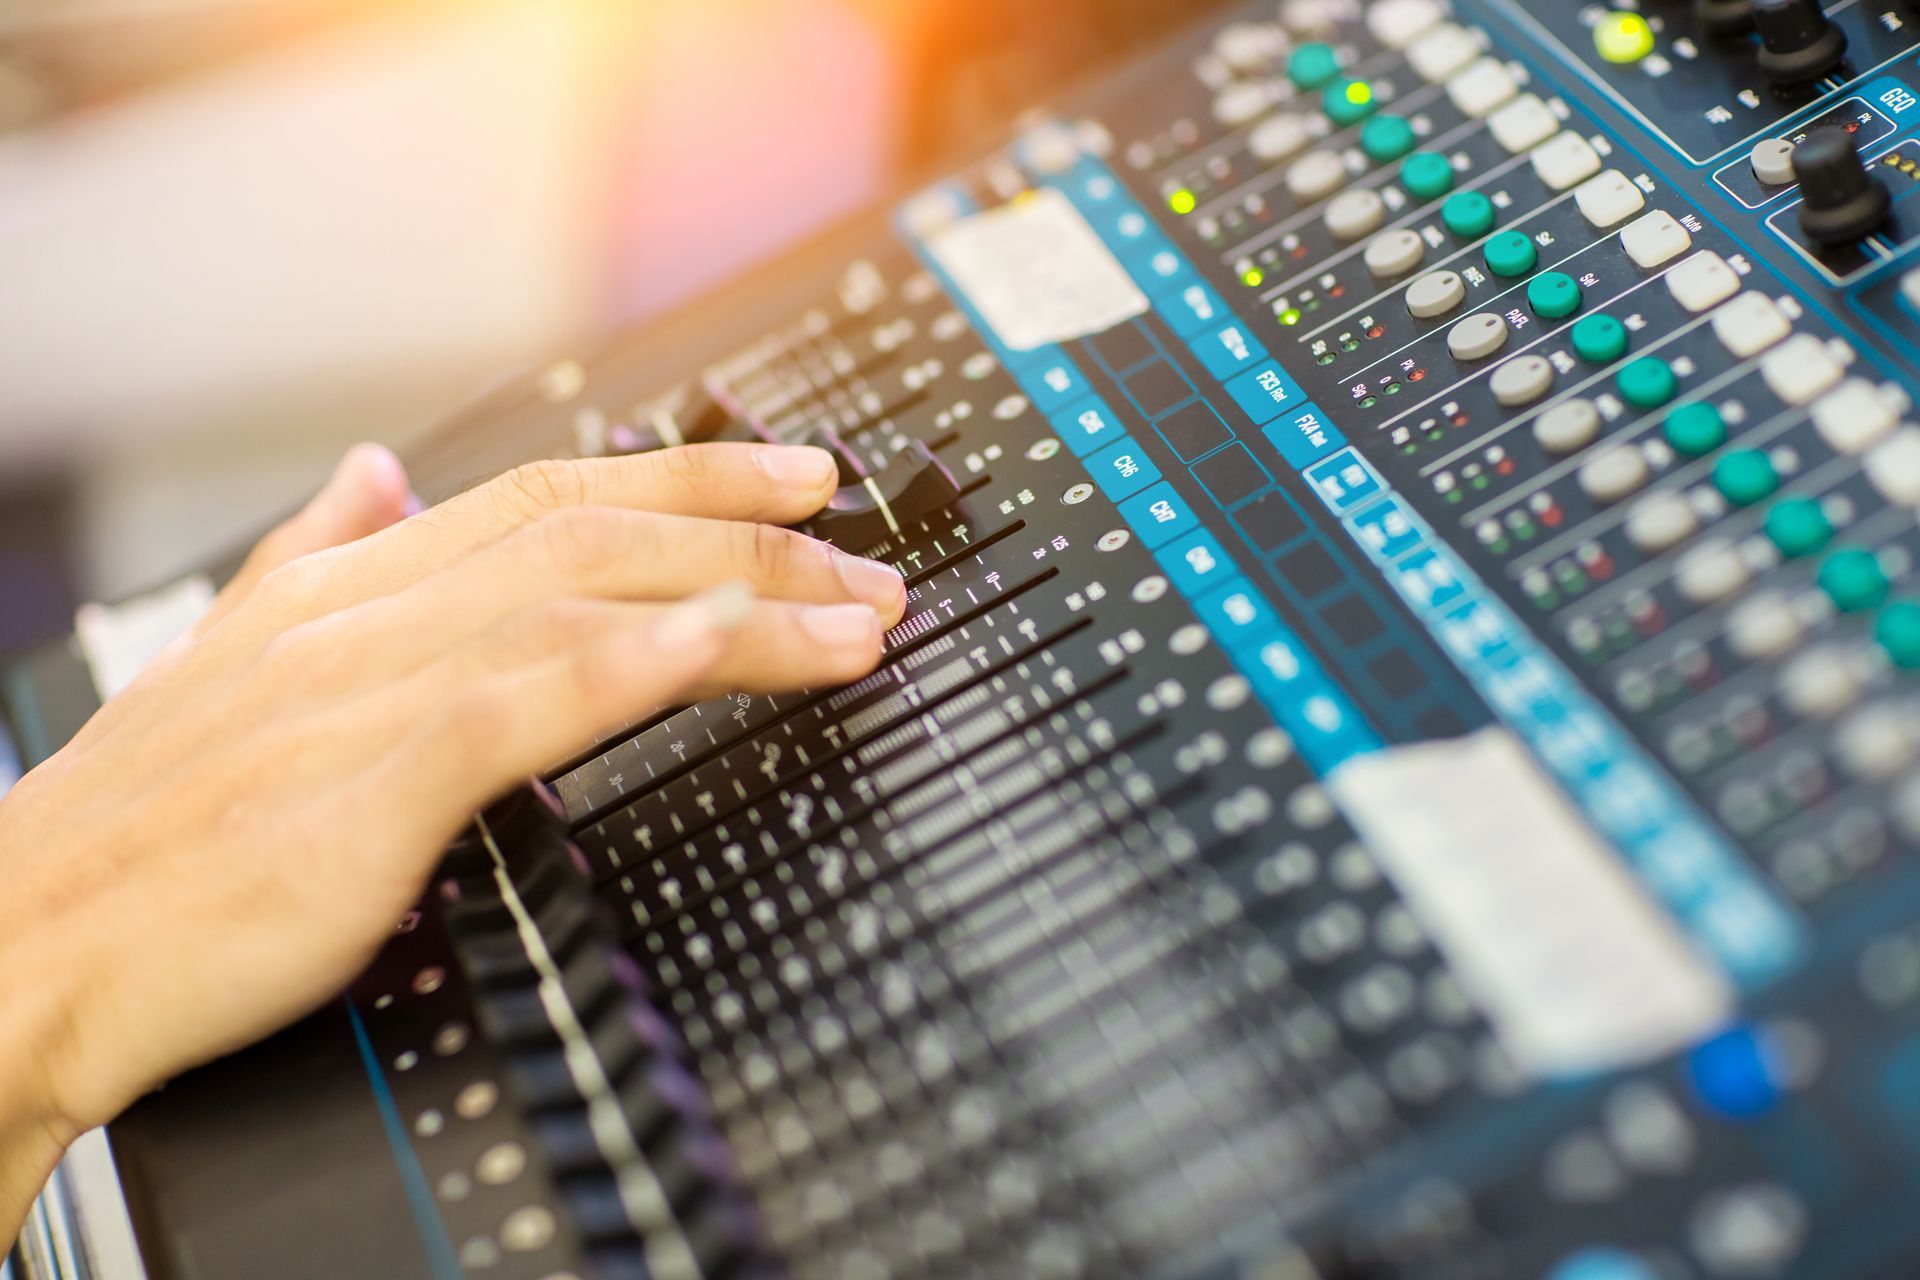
xmin=1752 ymin=0 xmax=1848 ymax=85
xmin=1794 ymin=126 xmax=1892 ymax=245
xmin=804 ymin=438 xmax=962 ymax=549
xmin=1695 ymin=0 xmax=1754 ymax=35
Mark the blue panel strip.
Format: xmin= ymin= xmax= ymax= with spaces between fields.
xmin=899 ymin=142 xmax=1805 ymax=987
xmin=346 ymin=1001 xmax=464 ymax=1279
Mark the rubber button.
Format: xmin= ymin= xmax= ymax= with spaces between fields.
xmin=1819 ymin=548 xmax=1890 ymax=612
xmin=1289 ymin=42 xmax=1342 ymax=89
xmin=1491 ymin=354 xmax=1555 ymax=406
xmin=1324 ymin=79 xmax=1379 ymax=126
xmin=1360 ymin=113 xmax=1417 ymax=162
xmin=1401 ymin=151 xmax=1455 ymax=199
xmin=1713 ymin=449 xmax=1779 ymax=507
xmin=1364 ymin=228 xmax=1427 ymax=279
xmin=1751 ymin=137 xmax=1798 ymax=187
xmin=1877 ymin=599 xmax=1920 ymax=668
xmin=1762 ymin=495 xmax=1830 ymax=555
xmin=1536 ymin=399 xmax=1602 ymax=455
xmin=1663 ymin=402 xmax=1725 ymax=457
xmin=1405 ymin=269 xmax=1467 ymax=319
xmin=1528 ymin=271 xmax=1581 ymax=319
xmin=1570 ymin=313 xmax=1628 ymax=363
xmin=1617 ymin=357 xmax=1676 ymax=410
xmin=1448 ymin=312 xmax=1509 ymax=361
xmin=1325 ymin=187 xmax=1387 ymax=240
xmin=1442 ymin=190 xmax=1496 ymax=238
xmin=1484 ymin=229 xmax=1537 ymax=277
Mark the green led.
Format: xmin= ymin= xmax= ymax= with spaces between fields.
xmin=1168 ymin=188 xmax=1197 ymax=215
xmin=1324 ymin=78 xmax=1378 ymax=126
xmin=1288 ymin=42 xmax=1342 ymax=90
xmin=1441 ymin=190 xmax=1496 ymax=239
xmin=1819 ymin=547 xmax=1890 ymax=613
xmin=1617 ymin=356 xmax=1677 ymax=410
xmin=1570 ymin=313 xmax=1628 ymax=363
xmin=1400 ymin=151 xmax=1454 ymax=200
xmin=1527 ymin=271 xmax=1582 ymax=319
xmin=1484 ymin=230 xmax=1538 ymax=278
xmin=1662 ymin=402 xmax=1724 ymax=456
xmin=1359 ymin=114 xmax=1416 ymax=162
xmin=1762 ymin=495 xmax=1830 ymax=555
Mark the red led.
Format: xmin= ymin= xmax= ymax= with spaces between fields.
xmin=1409 ymin=368 xmax=1427 ymax=381
xmin=1495 ymin=458 xmax=1515 ymax=476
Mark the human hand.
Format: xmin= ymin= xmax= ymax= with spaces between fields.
xmin=0 ymin=442 xmax=903 ymax=1232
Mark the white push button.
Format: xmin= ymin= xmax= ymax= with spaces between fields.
xmin=1811 ymin=379 xmax=1904 ymax=455
xmin=1751 ymin=137 xmax=1798 ymax=187
xmin=1665 ymin=251 xmax=1741 ymax=314
xmin=1574 ymin=170 xmax=1646 ymax=229
xmin=1674 ymin=539 xmax=1748 ymax=605
xmin=1625 ymin=490 xmax=1698 ymax=553
xmin=1250 ymin=112 xmax=1314 ymax=162
xmin=1710 ymin=292 xmax=1791 ymax=357
xmin=1409 ymin=24 xmax=1481 ymax=82
xmin=1531 ymin=132 xmax=1603 ymax=192
xmin=1326 ymin=187 xmax=1387 ymax=240
xmin=1760 ymin=333 xmax=1844 ymax=406
xmin=1489 ymin=94 xmax=1559 ymax=154
xmin=1447 ymin=58 xmax=1520 ymax=117
xmin=1866 ymin=429 xmax=1920 ymax=506
xmin=1367 ymin=0 xmax=1444 ymax=49
xmin=1619 ymin=210 xmax=1693 ymax=269
xmin=1287 ymin=150 xmax=1349 ymax=201
xmin=1490 ymin=354 xmax=1556 ymax=406
xmin=1725 ymin=592 xmax=1802 ymax=661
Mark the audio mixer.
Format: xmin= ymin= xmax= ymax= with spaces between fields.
xmin=9 ymin=2 xmax=1920 ymax=1278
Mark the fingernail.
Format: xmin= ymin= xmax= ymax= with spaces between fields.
xmin=835 ymin=552 xmax=906 ymax=614
xmin=657 ymin=581 xmax=756 ymax=650
xmin=756 ymin=445 xmax=838 ymax=490
xmin=799 ymin=603 xmax=880 ymax=648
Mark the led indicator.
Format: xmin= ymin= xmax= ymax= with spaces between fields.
xmin=1344 ymin=81 xmax=1373 ymax=106
xmin=1168 ymin=188 xmax=1197 ymax=215
xmin=1241 ymin=268 xmax=1265 ymax=287
xmin=1594 ymin=12 xmax=1654 ymax=64
xmin=1278 ymin=308 xmax=1302 ymax=326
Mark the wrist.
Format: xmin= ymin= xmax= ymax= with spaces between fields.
xmin=0 ymin=947 xmax=83 ymax=1243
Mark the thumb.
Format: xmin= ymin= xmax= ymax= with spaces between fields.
xmin=202 ymin=444 xmax=412 ymax=630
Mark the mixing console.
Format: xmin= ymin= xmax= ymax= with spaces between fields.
xmin=9 ymin=2 xmax=1920 ymax=1279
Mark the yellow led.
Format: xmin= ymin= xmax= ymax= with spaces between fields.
xmin=1242 ymin=268 xmax=1265 ymax=287
xmin=1344 ymin=81 xmax=1373 ymax=106
xmin=1279 ymin=308 xmax=1302 ymax=326
xmin=1168 ymin=189 xmax=1197 ymax=215
xmin=1594 ymin=11 xmax=1654 ymax=64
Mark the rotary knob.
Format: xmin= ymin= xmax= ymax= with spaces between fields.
xmin=1752 ymin=0 xmax=1848 ymax=85
xmin=1793 ymin=126 xmax=1892 ymax=246
xmin=1695 ymin=0 xmax=1754 ymax=35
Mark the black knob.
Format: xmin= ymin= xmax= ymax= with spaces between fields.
xmin=1696 ymin=0 xmax=1754 ymax=35
xmin=1753 ymin=0 xmax=1848 ymax=84
xmin=1794 ymin=126 xmax=1892 ymax=245
xmin=803 ymin=438 xmax=962 ymax=550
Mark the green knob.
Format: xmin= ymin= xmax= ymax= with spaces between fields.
xmin=1527 ymin=271 xmax=1581 ymax=319
xmin=1762 ymin=495 xmax=1829 ymax=554
xmin=1570 ymin=313 xmax=1628 ymax=363
xmin=1325 ymin=79 xmax=1379 ymax=126
xmin=1401 ymin=151 xmax=1454 ymax=200
xmin=1360 ymin=113 xmax=1416 ymax=162
xmin=1289 ymin=42 xmax=1342 ymax=90
xmin=1484 ymin=230 xmax=1537 ymax=277
xmin=1441 ymin=190 xmax=1496 ymax=238
xmin=1714 ymin=449 xmax=1780 ymax=507
xmin=1663 ymin=402 xmax=1724 ymax=456
xmin=1819 ymin=547 xmax=1890 ymax=613
xmin=1876 ymin=598 xmax=1920 ymax=669
xmin=1618 ymin=357 xmax=1677 ymax=409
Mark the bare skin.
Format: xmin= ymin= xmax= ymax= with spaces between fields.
xmin=0 ymin=442 xmax=904 ymax=1241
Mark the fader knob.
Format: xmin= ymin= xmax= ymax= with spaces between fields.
xmin=1752 ymin=0 xmax=1848 ymax=85
xmin=1793 ymin=127 xmax=1891 ymax=246
xmin=1695 ymin=0 xmax=1754 ymax=35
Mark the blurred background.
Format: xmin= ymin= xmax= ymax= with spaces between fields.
xmin=0 ymin=0 xmax=1228 ymax=653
